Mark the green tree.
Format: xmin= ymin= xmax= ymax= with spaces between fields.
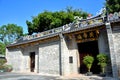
xmin=0 ymin=24 xmax=23 ymax=44
xmin=0 ymin=24 xmax=23 ymax=55
xmin=106 ymin=0 xmax=120 ymax=13
xmin=0 ymin=42 xmax=5 ymax=55
xmin=26 ymin=7 xmax=88 ymax=35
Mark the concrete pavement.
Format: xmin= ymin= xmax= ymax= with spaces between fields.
xmin=0 ymin=72 xmax=118 ymax=80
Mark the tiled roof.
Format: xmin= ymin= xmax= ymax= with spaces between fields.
xmin=7 ymin=32 xmax=59 ymax=47
xmin=7 ymin=12 xmax=120 ymax=47
xmin=63 ymin=23 xmax=105 ymax=34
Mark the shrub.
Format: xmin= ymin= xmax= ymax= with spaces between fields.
xmin=83 ymin=55 xmax=94 ymax=72
xmin=97 ymin=53 xmax=108 ymax=74
xmin=3 ymin=64 xmax=13 ymax=72
xmin=0 ymin=59 xmax=6 ymax=66
xmin=0 ymin=59 xmax=12 ymax=72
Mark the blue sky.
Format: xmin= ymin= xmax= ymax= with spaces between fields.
xmin=0 ymin=0 xmax=105 ymax=33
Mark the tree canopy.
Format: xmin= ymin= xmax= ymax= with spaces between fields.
xmin=106 ymin=0 xmax=120 ymax=13
xmin=0 ymin=24 xmax=23 ymax=55
xmin=0 ymin=24 xmax=23 ymax=44
xmin=26 ymin=7 xmax=88 ymax=35
xmin=0 ymin=42 xmax=5 ymax=55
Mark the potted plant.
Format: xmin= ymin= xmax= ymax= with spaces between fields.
xmin=83 ymin=55 xmax=94 ymax=76
xmin=97 ymin=53 xmax=108 ymax=77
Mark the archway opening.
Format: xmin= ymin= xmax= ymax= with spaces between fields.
xmin=77 ymin=40 xmax=100 ymax=74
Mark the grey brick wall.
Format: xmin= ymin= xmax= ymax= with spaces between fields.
xmin=39 ymin=40 xmax=60 ymax=75
xmin=98 ymin=29 xmax=112 ymax=75
xmin=22 ymin=45 xmax=39 ymax=72
xmin=106 ymin=23 xmax=119 ymax=78
xmin=59 ymin=35 xmax=79 ymax=76
xmin=6 ymin=45 xmax=39 ymax=72
xmin=65 ymin=36 xmax=79 ymax=74
xmin=113 ymin=25 xmax=120 ymax=76
xmin=6 ymin=48 xmax=23 ymax=72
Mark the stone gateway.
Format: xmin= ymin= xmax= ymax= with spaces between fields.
xmin=6 ymin=12 xmax=120 ymax=78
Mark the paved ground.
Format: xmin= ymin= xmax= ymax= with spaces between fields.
xmin=0 ymin=72 xmax=118 ymax=80
xmin=0 ymin=72 xmax=57 ymax=80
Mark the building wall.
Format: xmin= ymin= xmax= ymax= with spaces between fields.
xmin=6 ymin=45 xmax=39 ymax=73
xmin=6 ymin=48 xmax=23 ymax=72
xmin=39 ymin=40 xmax=60 ymax=75
xmin=21 ymin=45 xmax=39 ymax=72
xmin=112 ymin=25 xmax=120 ymax=76
xmin=6 ymin=24 xmax=120 ymax=76
xmin=59 ymin=35 xmax=79 ymax=76
xmin=59 ymin=35 xmax=71 ymax=75
xmin=98 ymin=29 xmax=112 ymax=75
xmin=98 ymin=30 xmax=110 ymax=54
xmin=65 ymin=36 xmax=79 ymax=75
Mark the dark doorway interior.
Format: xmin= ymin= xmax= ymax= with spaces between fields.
xmin=78 ymin=40 xmax=100 ymax=74
xmin=30 ymin=52 xmax=35 ymax=72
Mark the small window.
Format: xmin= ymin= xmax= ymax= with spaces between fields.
xmin=69 ymin=56 xmax=73 ymax=63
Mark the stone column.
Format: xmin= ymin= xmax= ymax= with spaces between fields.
xmin=106 ymin=22 xmax=118 ymax=78
xmin=59 ymin=34 xmax=63 ymax=75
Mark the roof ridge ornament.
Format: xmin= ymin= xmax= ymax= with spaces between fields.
xmin=100 ymin=7 xmax=106 ymax=18
xmin=74 ymin=16 xmax=83 ymax=21
xmin=95 ymin=7 xmax=106 ymax=16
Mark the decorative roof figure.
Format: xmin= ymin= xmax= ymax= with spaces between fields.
xmin=101 ymin=7 xmax=106 ymax=18
xmin=73 ymin=16 xmax=82 ymax=28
